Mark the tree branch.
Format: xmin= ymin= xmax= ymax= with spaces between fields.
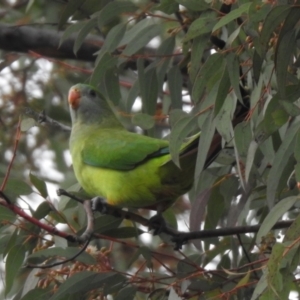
xmin=24 ymin=107 xmax=71 ymax=132
xmin=0 ymin=23 xmax=102 ymax=62
xmin=57 ymin=189 xmax=295 ymax=250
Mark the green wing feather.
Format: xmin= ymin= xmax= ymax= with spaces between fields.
xmin=82 ymin=129 xmax=170 ymax=170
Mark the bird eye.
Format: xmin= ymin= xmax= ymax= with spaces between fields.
xmin=89 ymin=89 xmax=96 ymax=97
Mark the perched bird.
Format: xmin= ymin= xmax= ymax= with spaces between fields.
xmin=68 ymin=84 xmax=204 ymax=214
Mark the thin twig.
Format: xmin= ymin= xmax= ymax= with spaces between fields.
xmin=25 ymin=239 xmax=91 ymax=269
xmin=1 ymin=117 xmax=22 ymax=192
xmin=24 ymin=107 xmax=71 ymax=132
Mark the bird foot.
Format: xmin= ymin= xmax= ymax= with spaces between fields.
xmin=91 ymin=197 xmax=108 ymax=214
xmin=171 ymin=236 xmax=188 ymax=250
xmin=148 ymin=213 xmax=167 ymax=235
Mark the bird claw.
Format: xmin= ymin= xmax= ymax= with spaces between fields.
xmin=91 ymin=197 xmax=108 ymax=213
xmin=148 ymin=213 xmax=167 ymax=235
xmin=171 ymin=236 xmax=187 ymax=250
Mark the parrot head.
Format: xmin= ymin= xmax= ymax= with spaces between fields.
xmin=68 ymin=84 xmax=121 ymax=128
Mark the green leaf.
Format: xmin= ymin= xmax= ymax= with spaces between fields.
xmin=104 ymin=68 xmax=121 ymax=105
xmin=140 ymin=67 xmax=158 ymax=116
xmin=250 ymin=270 xmax=268 ymax=300
xmin=96 ymin=23 xmax=126 ymax=60
xmin=215 ymin=93 xmax=236 ymax=142
xmin=284 ymin=214 xmax=300 ymax=241
xmin=256 ymin=196 xmax=300 ymax=244
xmin=266 ymin=122 xmax=300 ymax=208
xmin=205 ymin=185 xmax=225 ymax=230
xmin=169 ymin=115 xmax=197 ymax=167
xmin=194 ymin=112 xmax=216 ymax=189
xmin=58 ymin=0 xmax=83 ymax=30
xmin=156 ymin=0 xmax=178 ymax=14
xmin=125 ymin=80 xmax=140 ymax=112
xmin=115 ymin=286 xmax=137 ymax=300
xmin=226 ymin=53 xmax=243 ymax=101
xmin=97 ymin=1 xmax=138 ymax=28
xmin=275 ymin=29 xmax=296 ymax=98
xmin=5 ymin=244 xmax=26 ymax=295
xmin=74 ymin=17 xmax=98 ymax=54
xmin=192 ymin=53 xmax=224 ymax=103
xmin=140 ymin=246 xmax=152 ymax=268
xmin=260 ymin=5 xmax=291 ymax=48
xmin=122 ymin=24 xmax=161 ymax=56
xmin=212 ymin=3 xmax=252 ymax=32
xmin=0 ymin=206 xmax=16 ymax=222
xmin=3 ymin=178 xmax=32 ymax=199
xmin=120 ymin=19 xmax=153 ymax=46
xmin=90 ymin=53 xmax=117 ymax=86
xmin=234 ymin=121 xmax=253 ymax=159
xmin=49 ymin=272 xmax=126 ymax=300
xmin=132 ymin=113 xmax=155 ymax=130
xmin=3 ymin=227 xmax=18 ymax=257
xmin=190 ymin=35 xmax=207 ymax=84
xmin=177 ymin=254 xmax=202 ymax=277
xmin=168 ymin=65 xmax=183 ymax=109
xmin=294 ymin=130 xmax=300 ymax=162
xmin=279 ymin=100 xmax=300 ymax=117
xmin=59 ymin=22 xmax=85 ymax=47
xmin=30 ymin=172 xmax=48 ymax=198
xmin=267 ymin=243 xmax=285 ymax=294
xmin=93 ymin=215 xmax=122 ymax=233
xmin=235 ymin=271 xmax=250 ymax=288
xmin=252 ymin=49 xmax=264 ymax=83
xmin=33 ymin=201 xmax=52 ymax=219
xmin=21 ymin=288 xmax=52 ymax=300
xmin=184 ymin=13 xmax=216 ymax=42
xmin=155 ymin=36 xmax=175 ymax=90
xmin=214 ymin=67 xmax=231 ymax=116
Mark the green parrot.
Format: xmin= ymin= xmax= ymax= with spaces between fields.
xmin=67 ymin=84 xmax=208 ymax=213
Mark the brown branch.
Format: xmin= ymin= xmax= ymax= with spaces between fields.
xmin=0 ymin=191 xmax=77 ymax=242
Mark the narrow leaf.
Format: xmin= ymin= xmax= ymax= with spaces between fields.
xmin=132 ymin=113 xmax=155 ymax=130
xmin=168 ymin=65 xmax=183 ymax=109
xmin=184 ymin=13 xmax=216 ymax=42
xmin=6 ymin=245 xmax=26 ymax=295
xmin=97 ymin=1 xmax=138 ymax=28
xmin=212 ymin=3 xmax=252 ymax=32
xmin=30 ymin=172 xmax=48 ymax=198
xmin=260 ymin=6 xmax=291 ymax=47
xmin=266 ymin=122 xmax=300 ymax=208
xmin=49 ymin=272 xmax=126 ymax=300
xmin=58 ymin=0 xmax=83 ymax=30
xmin=122 ymin=24 xmax=161 ymax=56
xmin=195 ymin=112 xmax=216 ymax=189
xmin=169 ymin=115 xmax=197 ymax=167
xmin=256 ymin=195 xmax=300 ymax=244
xmin=90 ymin=53 xmax=117 ymax=86
xmin=74 ymin=17 xmax=98 ymax=54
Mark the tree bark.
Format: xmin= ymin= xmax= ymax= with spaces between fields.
xmin=0 ymin=23 xmax=103 ymax=62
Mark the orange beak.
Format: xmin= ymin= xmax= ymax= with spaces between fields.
xmin=68 ymin=88 xmax=81 ymax=109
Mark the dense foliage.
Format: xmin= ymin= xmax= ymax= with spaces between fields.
xmin=1 ymin=0 xmax=300 ymax=299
